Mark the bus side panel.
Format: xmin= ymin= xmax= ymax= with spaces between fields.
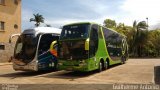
xmin=101 ymin=27 xmax=121 ymax=65
xmin=88 ymin=26 xmax=109 ymax=71
xmin=87 ymin=25 xmax=108 ymax=71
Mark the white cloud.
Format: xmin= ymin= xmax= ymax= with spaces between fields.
xmin=121 ymin=0 xmax=160 ymax=26
xmin=45 ymin=18 xmax=106 ymax=28
xmin=22 ymin=9 xmax=33 ymax=22
xmin=77 ymin=0 xmax=109 ymax=15
xmin=22 ymin=9 xmax=35 ymax=30
xmin=51 ymin=0 xmax=117 ymax=27
xmin=22 ymin=0 xmax=160 ymax=29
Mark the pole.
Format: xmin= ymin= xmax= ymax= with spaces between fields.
xmin=146 ymin=17 xmax=149 ymax=57
xmin=146 ymin=17 xmax=148 ymax=30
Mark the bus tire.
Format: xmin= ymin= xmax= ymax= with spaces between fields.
xmin=98 ymin=61 xmax=103 ymax=72
xmin=121 ymin=56 xmax=126 ymax=64
xmin=104 ymin=60 xmax=109 ymax=70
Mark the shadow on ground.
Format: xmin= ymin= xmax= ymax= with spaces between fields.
xmin=42 ymin=63 xmax=122 ymax=80
xmin=42 ymin=70 xmax=98 ymax=79
xmin=0 ymin=63 xmax=122 ymax=80
xmin=0 ymin=70 xmax=57 ymax=79
xmin=154 ymin=66 xmax=160 ymax=84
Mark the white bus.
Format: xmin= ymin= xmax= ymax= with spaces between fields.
xmin=11 ymin=27 xmax=61 ymax=71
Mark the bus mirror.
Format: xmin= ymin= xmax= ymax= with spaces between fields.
xmin=9 ymin=34 xmax=20 ymax=43
xmin=85 ymin=38 xmax=89 ymax=50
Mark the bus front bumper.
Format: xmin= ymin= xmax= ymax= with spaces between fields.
xmin=13 ymin=61 xmax=38 ymax=71
xmin=58 ymin=62 xmax=89 ymax=72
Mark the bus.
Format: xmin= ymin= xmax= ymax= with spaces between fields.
xmin=57 ymin=22 xmax=128 ymax=72
xmin=11 ymin=27 xmax=61 ymax=71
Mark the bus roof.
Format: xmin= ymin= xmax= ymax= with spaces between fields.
xmin=23 ymin=27 xmax=62 ymax=36
xmin=63 ymin=22 xmax=99 ymax=26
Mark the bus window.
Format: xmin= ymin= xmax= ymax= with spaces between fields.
xmin=89 ymin=24 xmax=98 ymax=57
xmin=38 ymin=34 xmax=59 ymax=57
xmin=60 ymin=24 xmax=89 ymax=39
xmin=14 ymin=34 xmax=38 ymax=62
xmin=103 ymin=28 xmax=122 ymax=60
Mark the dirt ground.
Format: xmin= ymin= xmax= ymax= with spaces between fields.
xmin=0 ymin=59 xmax=160 ymax=85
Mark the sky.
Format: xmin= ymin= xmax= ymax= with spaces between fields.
xmin=22 ymin=0 xmax=160 ymax=30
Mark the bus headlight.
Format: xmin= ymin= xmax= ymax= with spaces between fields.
xmin=79 ymin=60 xmax=86 ymax=66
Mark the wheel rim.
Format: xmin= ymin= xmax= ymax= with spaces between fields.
xmin=105 ymin=61 xmax=108 ymax=69
xmin=99 ymin=62 xmax=102 ymax=71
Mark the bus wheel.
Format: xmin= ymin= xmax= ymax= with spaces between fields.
xmin=98 ymin=62 xmax=103 ymax=72
xmin=121 ymin=56 xmax=126 ymax=64
xmin=104 ymin=60 xmax=109 ymax=70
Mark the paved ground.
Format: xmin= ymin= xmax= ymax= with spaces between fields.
xmin=0 ymin=59 xmax=160 ymax=85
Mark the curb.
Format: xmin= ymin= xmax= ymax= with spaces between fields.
xmin=0 ymin=63 xmax=12 ymax=66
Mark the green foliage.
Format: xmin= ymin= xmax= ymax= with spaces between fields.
xmin=103 ymin=19 xmax=116 ymax=29
xmin=147 ymin=30 xmax=160 ymax=56
xmin=30 ymin=13 xmax=44 ymax=27
xmin=132 ymin=20 xmax=148 ymax=57
xmin=103 ymin=18 xmax=160 ymax=57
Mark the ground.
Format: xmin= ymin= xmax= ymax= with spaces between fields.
xmin=0 ymin=59 xmax=160 ymax=90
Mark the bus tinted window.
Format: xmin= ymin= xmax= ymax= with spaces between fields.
xmin=89 ymin=24 xmax=99 ymax=57
xmin=14 ymin=34 xmax=38 ymax=63
xmin=103 ymin=28 xmax=123 ymax=59
xmin=38 ymin=34 xmax=59 ymax=57
xmin=60 ymin=24 xmax=90 ymax=39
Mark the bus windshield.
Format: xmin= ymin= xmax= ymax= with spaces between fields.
xmin=14 ymin=34 xmax=38 ymax=64
xmin=60 ymin=24 xmax=90 ymax=39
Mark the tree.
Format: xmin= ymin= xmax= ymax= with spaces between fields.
xmin=103 ymin=19 xmax=116 ymax=29
xmin=102 ymin=18 xmax=160 ymax=57
xmin=132 ymin=20 xmax=148 ymax=57
xmin=30 ymin=13 xmax=44 ymax=27
xmin=147 ymin=30 xmax=160 ymax=57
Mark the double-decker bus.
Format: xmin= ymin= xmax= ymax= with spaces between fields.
xmin=58 ymin=22 xmax=128 ymax=72
xmin=11 ymin=27 xmax=61 ymax=71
